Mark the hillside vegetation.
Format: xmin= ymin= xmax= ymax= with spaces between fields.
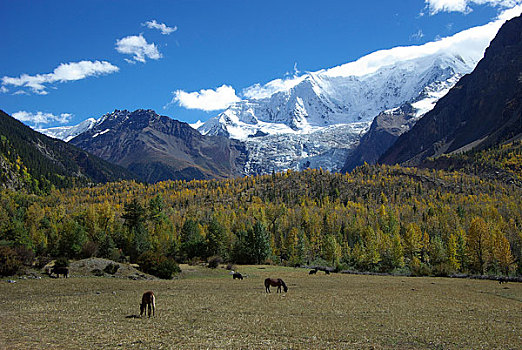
xmin=422 ymin=139 xmax=522 ymax=186
xmin=1 ymin=162 xmax=521 ymax=278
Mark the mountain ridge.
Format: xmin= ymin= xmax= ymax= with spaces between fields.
xmin=69 ymin=109 xmax=247 ymax=182
xmin=380 ymin=14 xmax=522 ymax=166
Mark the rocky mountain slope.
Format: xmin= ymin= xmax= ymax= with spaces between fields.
xmin=69 ymin=109 xmax=247 ymax=182
xmin=380 ymin=14 xmax=522 ymax=166
xmin=0 ymin=110 xmax=135 ymax=192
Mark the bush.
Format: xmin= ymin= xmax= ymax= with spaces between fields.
xmin=137 ymin=251 xmax=181 ymax=279
xmin=207 ymin=255 xmax=223 ymax=269
xmin=14 ymin=246 xmax=35 ymax=266
xmin=34 ymin=256 xmax=52 ymax=269
xmin=410 ymin=257 xmax=431 ymax=276
xmin=0 ymin=246 xmax=23 ymax=276
xmin=91 ymin=268 xmax=104 ymax=276
xmin=103 ymin=263 xmax=120 ymax=275
xmin=54 ymin=257 xmax=69 ymax=268
xmin=155 ymin=258 xmax=180 ymax=279
xmin=81 ymin=241 xmax=98 ymax=258
xmin=188 ymin=257 xmax=202 ymax=266
xmin=226 ymin=263 xmax=235 ymax=271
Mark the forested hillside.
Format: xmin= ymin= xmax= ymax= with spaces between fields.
xmin=421 ymin=140 xmax=522 ymax=185
xmin=1 ymin=163 xmax=521 ymax=277
xmin=0 ymin=110 xmax=136 ymax=194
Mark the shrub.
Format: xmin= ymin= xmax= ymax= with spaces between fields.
xmin=0 ymin=246 xmax=23 ymax=276
xmin=155 ymin=258 xmax=180 ymax=279
xmin=81 ymin=241 xmax=98 ymax=258
xmin=137 ymin=251 xmax=181 ymax=279
xmin=54 ymin=257 xmax=69 ymax=268
xmin=188 ymin=257 xmax=202 ymax=266
xmin=207 ymin=255 xmax=223 ymax=269
xmin=34 ymin=256 xmax=52 ymax=269
xmin=91 ymin=268 xmax=104 ymax=276
xmin=410 ymin=257 xmax=431 ymax=276
xmin=14 ymin=246 xmax=35 ymax=266
xmin=226 ymin=263 xmax=235 ymax=271
xmin=103 ymin=263 xmax=120 ymax=275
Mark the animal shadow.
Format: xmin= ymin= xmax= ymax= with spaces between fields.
xmin=125 ymin=314 xmax=141 ymax=319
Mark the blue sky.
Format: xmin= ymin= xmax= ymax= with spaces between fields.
xmin=1 ymin=0 xmax=521 ymax=128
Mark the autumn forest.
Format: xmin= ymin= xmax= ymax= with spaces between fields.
xmin=2 ymin=155 xmax=521 ymax=278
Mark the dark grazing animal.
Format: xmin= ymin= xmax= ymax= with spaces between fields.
xmin=264 ymin=278 xmax=288 ymax=293
xmin=51 ymin=266 xmax=69 ymax=278
xmin=140 ymin=291 xmax=155 ymax=318
xmin=309 ymin=269 xmax=317 ymax=275
xmin=233 ymin=272 xmax=243 ymax=280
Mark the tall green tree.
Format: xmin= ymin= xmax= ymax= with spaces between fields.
xmin=180 ymin=219 xmax=206 ymax=260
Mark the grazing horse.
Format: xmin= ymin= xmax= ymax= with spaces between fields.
xmin=233 ymin=272 xmax=243 ymax=280
xmin=309 ymin=269 xmax=317 ymax=275
xmin=140 ymin=291 xmax=155 ymax=318
xmin=51 ymin=266 xmax=69 ymax=278
xmin=264 ymin=278 xmax=288 ymax=293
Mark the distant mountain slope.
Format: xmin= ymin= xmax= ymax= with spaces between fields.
xmin=342 ymin=103 xmax=418 ymax=172
xmin=380 ymin=14 xmax=522 ymax=166
xmin=69 ymin=109 xmax=247 ymax=182
xmin=0 ymin=110 xmax=136 ymax=193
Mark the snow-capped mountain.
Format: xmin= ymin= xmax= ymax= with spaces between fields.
xmin=38 ymin=117 xmax=97 ymax=142
xmin=199 ymin=51 xmax=479 ymax=174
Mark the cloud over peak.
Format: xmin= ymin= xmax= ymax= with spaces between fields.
xmin=172 ymin=85 xmax=241 ymax=111
xmin=425 ymin=0 xmax=522 ymax=15
xmin=13 ymin=111 xmax=73 ymax=126
xmin=1 ymin=60 xmax=119 ymax=95
xmin=115 ymin=34 xmax=162 ymax=63
xmin=142 ymin=20 xmax=177 ymax=35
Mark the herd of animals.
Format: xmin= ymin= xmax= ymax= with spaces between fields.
xmin=46 ymin=265 xmax=512 ymax=318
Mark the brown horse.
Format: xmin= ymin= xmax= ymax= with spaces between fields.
xmin=264 ymin=278 xmax=288 ymax=293
xmin=140 ymin=291 xmax=155 ymax=318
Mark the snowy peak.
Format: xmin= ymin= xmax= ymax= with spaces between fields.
xmin=38 ymin=117 xmax=97 ymax=142
xmin=200 ymin=51 xmax=478 ymax=141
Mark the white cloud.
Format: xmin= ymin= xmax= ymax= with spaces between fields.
xmin=12 ymin=111 xmax=73 ymax=126
xmin=242 ymin=76 xmax=306 ymax=100
xmin=1 ymin=60 xmax=119 ymax=95
xmin=115 ymin=34 xmax=162 ymax=63
xmin=0 ymin=86 xmax=8 ymax=93
xmin=172 ymin=85 xmax=241 ymax=111
xmin=425 ymin=0 xmax=521 ymax=15
xmin=142 ymin=20 xmax=177 ymax=35
xmin=173 ymin=4 xmax=522 ymax=106
xmin=325 ymin=4 xmax=522 ymax=78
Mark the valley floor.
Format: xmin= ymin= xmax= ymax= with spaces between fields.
xmin=0 ymin=265 xmax=521 ymax=349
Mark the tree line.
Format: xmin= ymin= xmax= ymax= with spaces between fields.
xmin=1 ymin=164 xmax=521 ymax=277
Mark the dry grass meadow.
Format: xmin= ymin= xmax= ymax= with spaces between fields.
xmin=1 ymin=265 xmax=521 ymax=349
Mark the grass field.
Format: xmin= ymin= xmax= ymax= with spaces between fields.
xmin=1 ymin=265 xmax=521 ymax=349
